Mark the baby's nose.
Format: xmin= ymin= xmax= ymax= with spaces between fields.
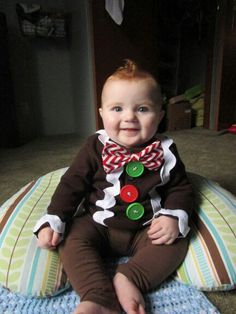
xmin=124 ymin=110 xmax=137 ymax=121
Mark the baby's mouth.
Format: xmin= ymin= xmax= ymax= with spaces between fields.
xmin=121 ymin=128 xmax=140 ymax=131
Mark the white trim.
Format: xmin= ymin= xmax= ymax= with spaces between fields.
xmin=96 ymin=129 xmax=109 ymax=145
xmin=93 ymin=209 xmax=115 ymax=226
xmin=159 ymin=137 xmax=176 ymax=186
xmin=157 ymin=208 xmax=190 ymax=237
xmin=94 ymin=129 xmax=123 ymax=225
xmin=95 ymin=168 xmax=123 ymax=209
xmin=33 ymin=214 xmax=65 ymax=234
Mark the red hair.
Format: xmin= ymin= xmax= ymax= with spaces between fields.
xmin=102 ymin=59 xmax=162 ymax=105
xmin=109 ymin=59 xmax=156 ymax=81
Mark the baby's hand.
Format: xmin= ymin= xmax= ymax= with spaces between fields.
xmin=37 ymin=226 xmax=61 ymax=250
xmin=147 ymin=215 xmax=179 ymax=245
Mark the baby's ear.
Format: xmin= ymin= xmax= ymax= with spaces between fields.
xmin=99 ymin=107 xmax=103 ymax=118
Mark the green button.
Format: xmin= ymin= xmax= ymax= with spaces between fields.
xmin=126 ymin=203 xmax=144 ymax=220
xmin=126 ymin=161 xmax=144 ymax=177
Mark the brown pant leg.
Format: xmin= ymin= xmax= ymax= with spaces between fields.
xmin=59 ymin=215 xmax=120 ymax=311
xmin=116 ymin=227 xmax=188 ymax=292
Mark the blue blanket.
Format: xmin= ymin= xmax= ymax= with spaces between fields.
xmin=0 ymin=278 xmax=220 ymax=314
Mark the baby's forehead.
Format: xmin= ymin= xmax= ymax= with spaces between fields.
xmin=101 ymin=80 xmax=162 ymax=109
xmin=103 ymin=77 xmax=159 ymax=94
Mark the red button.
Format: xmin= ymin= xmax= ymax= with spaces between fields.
xmin=120 ymin=185 xmax=139 ymax=203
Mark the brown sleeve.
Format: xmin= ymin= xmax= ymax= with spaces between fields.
xmin=47 ymin=135 xmax=100 ymax=222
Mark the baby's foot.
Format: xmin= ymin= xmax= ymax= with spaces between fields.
xmin=73 ymin=300 xmax=120 ymax=314
xmin=113 ymin=273 xmax=146 ymax=314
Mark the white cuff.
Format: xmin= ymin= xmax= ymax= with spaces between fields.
xmin=157 ymin=208 xmax=190 ymax=237
xmin=33 ymin=214 xmax=66 ymax=234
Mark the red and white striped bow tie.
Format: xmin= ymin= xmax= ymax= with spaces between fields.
xmin=102 ymin=140 xmax=164 ymax=173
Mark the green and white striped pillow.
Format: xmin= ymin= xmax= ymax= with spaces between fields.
xmin=0 ymin=168 xmax=69 ymax=297
xmin=175 ymin=172 xmax=236 ymax=291
xmin=0 ymin=169 xmax=235 ymax=297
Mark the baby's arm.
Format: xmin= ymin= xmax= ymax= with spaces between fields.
xmin=147 ymin=215 xmax=179 ymax=245
xmin=147 ymin=141 xmax=194 ymax=244
xmin=37 ymin=226 xmax=61 ymax=250
xmin=34 ymin=214 xmax=65 ymax=249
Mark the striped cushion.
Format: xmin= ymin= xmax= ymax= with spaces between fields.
xmin=0 ymin=168 xmax=69 ymax=297
xmin=0 ymin=169 xmax=235 ymax=296
xmin=175 ymin=172 xmax=236 ymax=290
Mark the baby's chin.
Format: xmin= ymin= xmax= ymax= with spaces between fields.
xmin=113 ymin=138 xmax=151 ymax=149
xmin=107 ymin=130 xmax=155 ymax=148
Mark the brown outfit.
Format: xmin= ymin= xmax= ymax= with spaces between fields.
xmin=35 ymin=130 xmax=193 ymax=310
xmin=59 ymin=215 xmax=188 ymax=310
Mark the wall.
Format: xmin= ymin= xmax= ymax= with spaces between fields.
xmin=0 ymin=0 xmax=96 ymax=139
xmin=0 ymin=0 xmax=36 ymax=142
xmin=66 ymin=0 xmax=96 ymax=136
xmin=32 ymin=39 xmax=75 ymax=135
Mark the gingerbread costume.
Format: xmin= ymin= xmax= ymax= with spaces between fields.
xmin=34 ymin=130 xmax=193 ymax=310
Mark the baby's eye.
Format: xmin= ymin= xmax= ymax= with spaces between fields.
xmin=112 ymin=106 xmax=122 ymax=112
xmin=138 ymin=106 xmax=149 ymax=112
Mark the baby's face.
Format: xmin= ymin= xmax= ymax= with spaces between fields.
xmin=99 ymin=79 xmax=164 ymax=148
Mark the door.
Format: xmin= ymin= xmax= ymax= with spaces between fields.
xmin=90 ymin=0 xmax=160 ymax=129
xmin=204 ymin=0 xmax=236 ymax=130
xmin=218 ymin=0 xmax=236 ymax=129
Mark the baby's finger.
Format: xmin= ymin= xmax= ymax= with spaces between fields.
xmin=148 ymin=229 xmax=165 ymax=240
xmin=52 ymin=232 xmax=61 ymax=247
xmin=151 ymin=234 xmax=170 ymax=245
xmin=147 ymin=222 xmax=162 ymax=235
xmin=37 ymin=238 xmax=52 ymax=249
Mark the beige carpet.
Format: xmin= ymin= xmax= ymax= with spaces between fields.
xmin=0 ymin=127 xmax=235 ymax=313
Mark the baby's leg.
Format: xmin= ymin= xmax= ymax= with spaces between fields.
xmin=59 ymin=215 xmax=120 ymax=313
xmin=115 ymin=228 xmax=188 ymax=311
xmin=113 ymin=273 xmax=146 ymax=314
xmin=73 ymin=301 xmax=119 ymax=314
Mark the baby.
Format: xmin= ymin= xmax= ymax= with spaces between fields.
xmin=34 ymin=60 xmax=193 ymax=314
